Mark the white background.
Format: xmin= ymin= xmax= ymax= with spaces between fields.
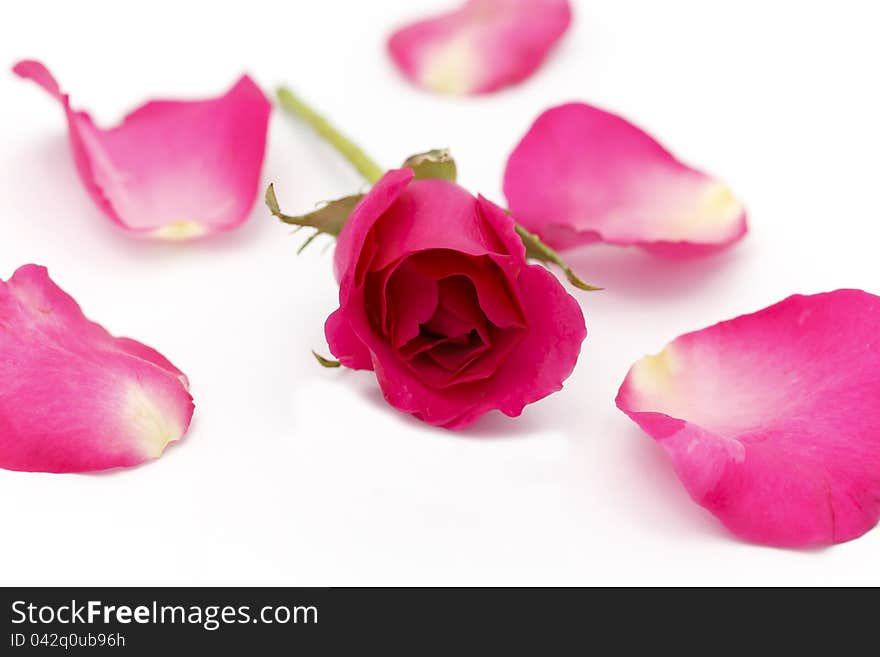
xmin=1 ymin=0 xmax=879 ymax=586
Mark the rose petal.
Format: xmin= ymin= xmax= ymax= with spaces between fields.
xmin=13 ymin=60 xmax=271 ymax=240
xmin=504 ymin=102 xmax=748 ymax=255
xmin=351 ymin=176 xmax=525 ymax=341
xmin=360 ymin=263 xmax=584 ymax=428
xmin=335 ymin=169 xmax=415 ymax=283
xmin=440 ymin=324 xmax=521 ymax=387
xmin=426 ymin=276 xmax=491 ymax=343
xmin=409 ymin=251 xmax=525 ymax=329
xmin=327 ymin=171 xmax=416 ymax=367
xmin=0 ymin=265 xmax=194 ymax=472
xmin=423 ymin=288 xmax=484 ymax=340
xmin=476 ymin=195 xmax=527 ymax=263
xmin=369 ymin=178 xmax=511 ymax=272
xmin=388 ymin=0 xmax=571 ymax=95
xmin=324 ymin=308 xmax=373 ymax=371
xmin=398 ymin=277 xmax=493 ymax=362
xmin=385 ymin=259 xmax=440 ymax=348
xmin=425 ymin=332 xmax=486 ymax=372
xmin=616 ymin=290 xmax=880 ymax=547
xmin=397 ymin=275 xmax=522 ymax=389
xmin=449 ymin=264 xmax=585 ymax=424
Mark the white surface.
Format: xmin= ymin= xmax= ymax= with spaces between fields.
xmin=1 ymin=0 xmax=879 ymax=586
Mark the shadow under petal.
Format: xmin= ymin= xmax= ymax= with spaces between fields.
xmin=619 ymin=424 xmax=731 ymax=542
xmin=563 ymin=242 xmax=748 ymax=300
xmin=347 ymin=367 xmax=558 ymax=440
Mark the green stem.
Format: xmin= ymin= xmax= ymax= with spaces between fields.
xmin=514 ymin=225 xmax=602 ymax=291
xmin=277 ymin=87 xmax=385 ymax=185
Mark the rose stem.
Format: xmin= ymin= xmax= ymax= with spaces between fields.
xmin=276 ymin=87 xmax=385 ymax=185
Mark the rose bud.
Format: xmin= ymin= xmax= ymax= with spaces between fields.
xmin=329 ymin=169 xmax=585 ymax=428
xmin=267 ymin=89 xmax=592 ymax=429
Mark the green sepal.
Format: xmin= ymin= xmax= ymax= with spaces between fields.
xmin=266 ymin=183 xmax=363 ymax=253
xmin=402 ymin=149 xmax=457 ymax=181
xmin=514 ymin=224 xmax=602 ymax=291
xmin=312 ymin=351 xmax=341 ymax=368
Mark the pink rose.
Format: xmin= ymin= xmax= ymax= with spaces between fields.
xmin=325 ymin=168 xmax=587 ymax=429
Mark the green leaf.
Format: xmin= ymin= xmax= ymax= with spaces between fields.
xmin=402 ymin=149 xmax=457 ymax=181
xmin=266 ymin=183 xmax=363 ymax=252
xmin=514 ymin=224 xmax=603 ymax=291
xmin=312 ymin=351 xmax=341 ymax=368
